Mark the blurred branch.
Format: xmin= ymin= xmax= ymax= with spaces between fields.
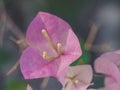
xmin=5 ymin=13 xmax=24 ymax=39
xmin=0 ymin=0 xmax=24 ymax=47
xmin=85 ymin=23 xmax=112 ymax=52
xmin=0 ymin=14 xmax=6 ymax=46
xmin=41 ymin=77 xmax=50 ymax=89
xmin=9 ymin=36 xmax=28 ymax=51
xmin=85 ymin=23 xmax=98 ymax=50
xmin=0 ymin=0 xmax=27 ymax=76
xmin=6 ymin=60 xmax=20 ymax=76
xmin=91 ymin=44 xmax=111 ymax=52
xmin=6 ymin=37 xmax=28 ymax=76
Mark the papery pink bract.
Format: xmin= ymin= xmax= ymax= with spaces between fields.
xmin=58 ymin=65 xmax=93 ymax=90
xmin=94 ymin=51 xmax=120 ymax=90
xmin=20 ymin=12 xmax=82 ymax=79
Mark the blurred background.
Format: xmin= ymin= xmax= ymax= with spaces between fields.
xmin=0 ymin=0 xmax=120 ymax=90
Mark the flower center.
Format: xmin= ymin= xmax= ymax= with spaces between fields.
xmin=73 ymin=79 xmax=79 ymax=84
xmin=68 ymin=76 xmax=79 ymax=84
xmin=41 ymin=29 xmax=63 ymax=60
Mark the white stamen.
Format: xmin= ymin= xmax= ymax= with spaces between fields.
xmin=42 ymin=51 xmax=47 ymax=59
xmin=57 ymin=43 xmax=62 ymax=55
xmin=41 ymin=29 xmax=55 ymax=49
xmin=42 ymin=51 xmax=55 ymax=61
xmin=41 ymin=29 xmax=63 ymax=60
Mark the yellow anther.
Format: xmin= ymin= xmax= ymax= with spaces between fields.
xmin=42 ymin=51 xmax=47 ymax=59
xmin=41 ymin=29 xmax=63 ymax=59
xmin=42 ymin=51 xmax=55 ymax=61
xmin=57 ymin=43 xmax=62 ymax=55
xmin=41 ymin=29 xmax=55 ymax=50
xmin=41 ymin=29 xmax=49 ymax=39
xmin=73 ymin=79 xmax=79 ymax=84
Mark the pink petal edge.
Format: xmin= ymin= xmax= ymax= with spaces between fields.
xmin=95 ymin=52 xmax=120 ymax=84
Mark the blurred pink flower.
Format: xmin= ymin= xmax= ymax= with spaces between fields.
xmin=58 ymin=65 xmax=93 ymax=90
xmin=95 ymin=51 xmax=120 ymax=90
xmin=20 ymin=12 xmax=82 ymax=79
xmin=27 ymin=85 xmax=32 ymax=90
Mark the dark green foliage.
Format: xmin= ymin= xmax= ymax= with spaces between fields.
xmin=5 ymin=80 xmax=26 ymax=90
xmin=71 ymin=37 xmax=90 ymax=66
xmin=0 ymin=48 xmax=13 ymax=67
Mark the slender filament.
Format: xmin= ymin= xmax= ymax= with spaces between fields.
xmin=41 ymin=29 xmax=63 ymax=61
xmin=41 ymin=29 xmax=56 ymax=50
xmin=57 ymin=43 xmax=62 ymax=55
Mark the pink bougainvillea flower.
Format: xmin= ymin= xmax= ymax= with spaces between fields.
xmin=94 ymin=51 xmax=120 ymax=90
xmin=20 ymin=12 xmax=82 ymax=79
xmin=58 ymin=65 xmax=93 ymax=90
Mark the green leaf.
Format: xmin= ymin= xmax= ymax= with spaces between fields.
xmin=5 ymin=80 xmax=26 ymax=90
xmin=71 ymin=37 xmax=90 ymax=66
xmin=90 ymin=74 xmax=105 ymax=89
